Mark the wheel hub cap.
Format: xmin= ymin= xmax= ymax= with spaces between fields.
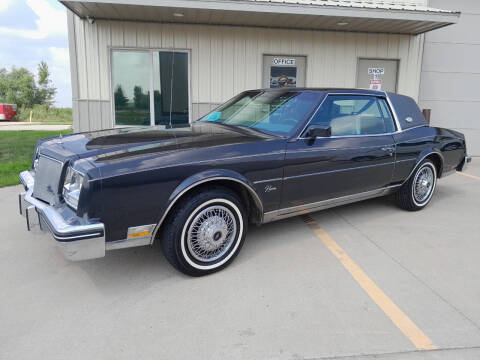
xmin=187 ymin=206 xmax=237 ymax=262
xmin=414 ymin=166 xmax=434 ymax=203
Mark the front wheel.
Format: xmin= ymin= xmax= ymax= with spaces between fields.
xmin=160 ymin=187 xmax=247 ymax=276
xmin=395 ymin=159 xmax=437 ymax=211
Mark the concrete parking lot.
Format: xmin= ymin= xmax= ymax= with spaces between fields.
xmin=1 ymin=163 xmax=480 ymax=360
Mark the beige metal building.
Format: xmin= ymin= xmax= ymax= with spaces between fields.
xmin=419 ymin=0 xmax=479 ymax=155
xmin=60 ymin=0 xmax=459 ymax=135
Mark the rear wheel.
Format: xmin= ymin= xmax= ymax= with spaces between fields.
xmin=160 ymin=187 xmax=247 ymax=276
xmin=395 ymin=159 xmax=437 ymax=211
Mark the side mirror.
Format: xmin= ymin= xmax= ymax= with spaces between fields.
xmin=305 ymin=125 xmax=331 ymax=139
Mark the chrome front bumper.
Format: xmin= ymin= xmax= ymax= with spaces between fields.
xmin=19 ymin=170 xmax=106 ymax=261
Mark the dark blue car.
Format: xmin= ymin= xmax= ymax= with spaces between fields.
xmin=19 ymin=89 xmax=471 ymax=276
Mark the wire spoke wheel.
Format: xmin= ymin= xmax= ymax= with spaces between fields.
xmin=413 ymin=165 xmax=434 ymax=203
xmin=186 ymin=205 xmax=237 ymax=263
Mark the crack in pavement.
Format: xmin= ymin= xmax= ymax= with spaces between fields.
xmin=307 ymin=344 xmax=480 ymax=360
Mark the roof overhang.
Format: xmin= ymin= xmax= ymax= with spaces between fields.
xmin=59 ymin=0 xmax=460 ymax=35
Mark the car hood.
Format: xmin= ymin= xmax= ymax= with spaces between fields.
xmin=38 ymin=122 xmax=276 ymax=163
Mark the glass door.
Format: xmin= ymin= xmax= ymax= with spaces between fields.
xmin=152 ymin=52 xmax=189 ymax=127
xmin=112 ymin=51 xmax=152 ymax=126
xmin=112 ymin=50 xmax=190 ymax=128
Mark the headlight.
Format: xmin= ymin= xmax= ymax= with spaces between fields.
xmin=63 ymin=166 xmax=84 ymax=210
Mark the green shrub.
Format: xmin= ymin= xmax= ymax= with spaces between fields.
xmin=16 ymin=105 xmax=72 ymax=123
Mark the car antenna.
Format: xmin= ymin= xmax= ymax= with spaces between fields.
xmin=169 ymin=48 xmax=175 ymax=129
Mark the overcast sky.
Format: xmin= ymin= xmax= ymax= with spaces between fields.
xmin=0 ymin=0 xmax=71 ymax=107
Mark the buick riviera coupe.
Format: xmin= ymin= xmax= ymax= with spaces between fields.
xmin=19 ymin=89 xmax=471 ymax=276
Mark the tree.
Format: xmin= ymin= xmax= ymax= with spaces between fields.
xmin=133 ymin=85 xmax=149 ymax=109
xmin=35 ymin=61 xmax=56 ymax=107
xmin=114 ymin=85 xmax=128 ymax=108
xmin=0 ymin=67 xmax=36 ymax=108
xmin=0 ymin=62 xmax=57 ymax=108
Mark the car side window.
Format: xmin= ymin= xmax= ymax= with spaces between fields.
xmin=377 ymin=98 xmax=396 ymax=133
xmin=310 ymin=95 xmax=395 ymax=136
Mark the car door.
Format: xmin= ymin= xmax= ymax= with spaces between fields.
xmin=281 ymin=94 xmax=397 ymax=209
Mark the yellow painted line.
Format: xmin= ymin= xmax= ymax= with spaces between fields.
xmin=302 ymin=215 xmax=437 ymax=351
xmin=457 ymin=171 xmax=480 ymax=181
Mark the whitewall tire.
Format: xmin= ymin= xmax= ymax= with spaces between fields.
xmin=160 ymin=187 xmax=247 ymax=276
xmin=395 ymin=159 xmax=437 ymax=211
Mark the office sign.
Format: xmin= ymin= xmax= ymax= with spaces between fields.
xmin=273 ymin=58 xmax=296 ymax=66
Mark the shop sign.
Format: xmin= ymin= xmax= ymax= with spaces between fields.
xmin=368 ymin=68 xmax=385 ymax=76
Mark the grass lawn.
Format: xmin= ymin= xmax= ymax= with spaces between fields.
xmin=0 ymin=130 xmax=72 ymax=188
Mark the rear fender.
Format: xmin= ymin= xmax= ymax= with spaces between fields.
xmin=403 ymin=149 xmax=444 ymax=184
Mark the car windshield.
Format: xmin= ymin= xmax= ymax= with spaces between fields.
xmin=198 ymin=90 xmax=323 ymax=136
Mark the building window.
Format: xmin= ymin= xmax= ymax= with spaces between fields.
xmin=112 ymin=50 xmax=189 ymax=127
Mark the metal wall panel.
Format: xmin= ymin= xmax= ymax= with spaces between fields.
xmin=421 ymin=72 xmax=480 ymax=102
xmin=419 ymin=0 xmax=480 ymax=155
xmin=88 ymin=101 xmax=102 ymax=131
xmin=69 ymin=15 xmax=425 ymax=129
xmin=74 ymin=16 xmax=88 ymax=100
xmin=426 ymin=14 xmax=480 ymax=44
xmin=78 ymin=101 xmax=90 ymax=132
xmin=423 ymin=42 xmax=480 ymax=74
xmin=100 ymin=100 xmax=112 ymax=129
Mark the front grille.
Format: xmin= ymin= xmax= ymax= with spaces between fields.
xmin=32 ymin=155 xmax=64 ymax=205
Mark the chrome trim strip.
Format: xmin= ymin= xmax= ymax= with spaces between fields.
xmin=106 ymin=236 xmax=152 ymax=250
xmin=263 ymin=186 xmax=396 ymax=223
xmin=287 ymin=143 xmax=395 ymax=154
xmin=298 ymin=133 xmax=398 ymax=140
xmin=284 ymin=162 xmax=395 ymax=180
xmin=150 ymin=176 xmax=264 ymax=245
xmin=38 ymin=153 xmax=64 ymax=164
xmin=395 ymin=158 xmax=417 ymax=163
xmin=253 ymin=177 xmax=283 ymax=184
xmin=384 ymin=92 xmax=402 ymax=132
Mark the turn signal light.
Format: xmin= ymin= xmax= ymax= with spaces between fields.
xmin=129 ymin=231 xmax=150 ymax=238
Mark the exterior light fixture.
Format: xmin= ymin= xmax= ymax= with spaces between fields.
xmin=337 ymin=22 xmax=349 ymax=26
xmin=173 ymin=13 xmax=185 ymax=17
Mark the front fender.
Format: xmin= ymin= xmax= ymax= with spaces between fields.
xmin=150 ymin=169 xmax=264 ymax=243
xmin=167 ymin=169 xmax=260 ymax=205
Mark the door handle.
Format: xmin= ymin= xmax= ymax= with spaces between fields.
xmin=382 ymin=147 xmax=395 ymax=156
